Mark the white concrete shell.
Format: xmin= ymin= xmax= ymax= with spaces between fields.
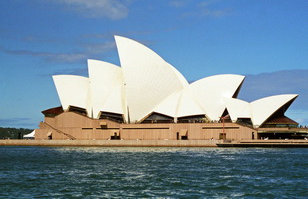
xmin=88 ymin=59 xmax=125 ymax=119
xmin=225 ymin=94 xmax=298 ymax=127
xmin=225 ymin=98 xmax=251 ymax=122
xmin=153 ymin=90 xmax=182 ymax=118
xmin=153 ymin=87 xmax=206 ymax=119
xmin=176 ymin=88 xmax=206 ymax=118
xmin=189 ymin=74 xmax=245 ymax=121
xmin=53 ymin=75 xmax=91 ymax=116
xmin=250 ymin=94 xmax=298 ymax=127
xmin=50 ymin=36 xmax=298 ymax=126
xmin=115 ymin=35 xmax=188 ymax=122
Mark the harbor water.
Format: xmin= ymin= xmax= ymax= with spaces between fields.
xmin=0 ymin=147 xmax=307 ymax=198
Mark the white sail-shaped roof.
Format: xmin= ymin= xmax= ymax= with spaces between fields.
xmin=189 ymin=74 xmax=245 ymax=121
xmin=250 ymin=94 xmax=298 ymax=127
xmin=88 ymin=59 xmax=125 ymax=118
xmin=115 ymin=35 xmax=188 ymax=122
xmin=53 ymin=75 xmax=91 ymax=116
xmin=49 ymin=35 xmax=298 ymax=126
xmin=153 ymin=90 xmax=182 ymax=117
xmin=153 ymin=87 xmax=206 ymax=118
xmin=176 ymin=88 xmax=206 ymax=118
xmin=101 ymin=85 xmax=125 ymax=116
xmin=225 ymin=98 xmax=251 ymax=122
xmin=225 ymin=94 xmax=298 ymax=127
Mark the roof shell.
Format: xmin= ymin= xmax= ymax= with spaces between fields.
xmin=225 ymin=98 xmax=251 ymax=121
xmin=88 ymin=59 xmax=125 ymax=118
xmin=250 ymin=94 xmax=298 ymax=127
xmin=153 ymin=90 xmax=182 ymax=117
xmin=53 ymin=75 xmax=91 ymax=116
xmin=49 ymin=36 xmax=299 ymax=126
xmin=176 ymin=88 xmax=206 ymax=118
xmin=115 ymin=35 xmax=188 ymax=122
xmin=189 ymin=74 xmax=245 ymax=121
xmin=153 ymin=87 xmax=206 ymax=118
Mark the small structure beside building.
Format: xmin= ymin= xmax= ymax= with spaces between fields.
xmin=23 ymin=130 xmax=35 ymax=139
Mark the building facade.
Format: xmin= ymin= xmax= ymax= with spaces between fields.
xmin=35 ymin=36 xmax=302 ymax=141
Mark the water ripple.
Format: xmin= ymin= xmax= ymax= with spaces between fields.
xmin=0 ymin=147 xmax=307 ymax=198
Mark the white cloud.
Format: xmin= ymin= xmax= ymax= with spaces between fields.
xmin=197 ymin=0 xmax=230 ymax=17
xmin=55 ymin=0 xmax=129 ymax=19
xmin=84 ymin=41 xmax=116 ymax=54
xmin=0 ymin=40 xmax=116 ymax=63
xmin=172 ymin=0 xmax=230 ymax=18
xmin=16 ymin=34 xmax=117 ymax=60
xmin=0 ymin=46 xmax=87 ymax=63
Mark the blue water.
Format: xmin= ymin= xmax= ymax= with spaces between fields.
xmin=0 ymin=147 xmax=307 ymax=198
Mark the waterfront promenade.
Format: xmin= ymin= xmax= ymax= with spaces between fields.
xmin=1 ymin=139 xmax=308 ymax=147
xmin=0 ymin=139 xmax=221 ymax=147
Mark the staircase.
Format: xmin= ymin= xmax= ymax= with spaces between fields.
xmin=43 ymin=122 xmax=76 ymax=140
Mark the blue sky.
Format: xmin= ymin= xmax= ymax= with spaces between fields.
xmin=0 ymin=0 xmax=307 ymax=128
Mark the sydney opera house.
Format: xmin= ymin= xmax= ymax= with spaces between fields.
xmin=35 ymin=36 xmax=302 ymax=141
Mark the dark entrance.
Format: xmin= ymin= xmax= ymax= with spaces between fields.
xmin=181 ymin=136 xmax=188 ymax=140
xmin=219 ymin=133 xmax=226 ymax=140
xmin=111 ymin=132 xmax=120 ymax=140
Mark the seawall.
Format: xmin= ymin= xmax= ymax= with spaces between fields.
xmin=0 ymin=139 xmax=221 ymax=147
xmin=2 ymin=139 xmax=307 ymax=147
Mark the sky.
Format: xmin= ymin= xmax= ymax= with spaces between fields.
xmin=0 ymin=0 xmax=307 ymax=128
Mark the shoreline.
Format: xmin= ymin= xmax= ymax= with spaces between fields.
xmin=0 ymin=139 xmax=221 ymax=147
xmin=1 ymin=139 xmax=308 ymax=147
